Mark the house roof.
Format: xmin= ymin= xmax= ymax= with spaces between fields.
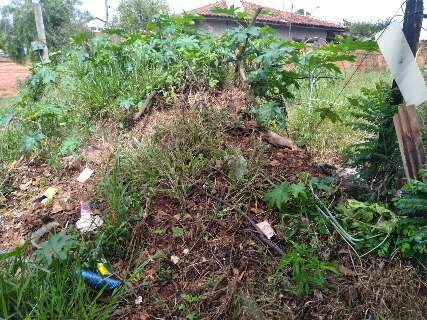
xmin=191 ymin=1 xmax=346 ymax=31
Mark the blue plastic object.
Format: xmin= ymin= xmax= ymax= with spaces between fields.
xmin=79 ymin=269 xmax=121 ymax=292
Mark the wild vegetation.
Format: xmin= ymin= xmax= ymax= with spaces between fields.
xmin=1 ymin=7 xmax=427 ymax=320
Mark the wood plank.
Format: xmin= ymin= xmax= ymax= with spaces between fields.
xmin=393 ymin=105 xmax=426 ymax=179
xmin=406 ymin=105 xmax=426 ymax=169
xmin=394 ymin=111 xmax=412 ymax=178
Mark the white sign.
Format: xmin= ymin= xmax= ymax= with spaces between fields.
xmin=377 ymin=22 xmax=427 ymax=106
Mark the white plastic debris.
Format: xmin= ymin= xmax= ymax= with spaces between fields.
xmin=77 ymin=167 xmax=94 ymax=183
xmin=224 ymin=154 xmax=248 ymax=178
xmin=171 ymin=255 xmax=180 ymax=265
xmin=256 ymin=220 xmax=275 ymax=239
xmin=135 ymin=296 xmax=143 ymax=305
xmin=76 ymin=201 xmax=103 ymax=233
xmin=377 ymin=22 xmax=427 ymax=106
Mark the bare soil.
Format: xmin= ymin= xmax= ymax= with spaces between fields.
xmin=0 ymin=59 xmax=30 ymax=97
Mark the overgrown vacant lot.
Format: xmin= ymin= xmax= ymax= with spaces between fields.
xmin=1 ymin=11 xmax=427 ymax=320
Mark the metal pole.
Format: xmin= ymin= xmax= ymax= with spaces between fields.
xmin=32 ymin=0 xmax=49 ymax=61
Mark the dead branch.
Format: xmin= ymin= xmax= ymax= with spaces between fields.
xmin=193 ymin=183 xmax=285 ymax=256
xmin=133 ymin=91 xmax=156 ymax=121
xmin=263 ymin=131 xmax=298 ymax=149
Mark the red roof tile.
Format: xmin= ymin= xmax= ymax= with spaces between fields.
xmin=191 ymin=1 xmax=346 ymax=30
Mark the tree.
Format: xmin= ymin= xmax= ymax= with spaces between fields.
xmin=0 ymin=0 xmax=91 ymax=61
xmin=343 ymin=20 xmax=388 ymax=39
xmin=116 ymin=0 xmax=169 ymax=33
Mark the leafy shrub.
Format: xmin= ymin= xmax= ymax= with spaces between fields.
xmin=252 ymin=100 xmax=287 ymax=129
xmin=393 ymin=166 xmax=427 ymax=216
xmin=346 ymin=81 xmax=401 ymax=201
xmin=263 ymin=180 xmax=310 ymax=218
xmin=336 ymin=200 xmax=398 ymax=256
xmin=276 ymin=241 xmax=337 ymax=297
xmin=393 ymin=166 xmax=427 ymax=264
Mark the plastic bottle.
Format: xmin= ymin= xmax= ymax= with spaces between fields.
xmin=79 ymin=269 xmax=121 ymax=292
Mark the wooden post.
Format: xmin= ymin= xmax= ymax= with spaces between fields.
xmin=32 ymin=0 xmax=49 ymax=61
xmin=390 ymin=0 xmax=426 ymax=179
xmin=393 ymin=105 xmax=426 ymax=179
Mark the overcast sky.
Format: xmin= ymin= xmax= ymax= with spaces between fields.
xmin=0 ymin=0 xmax=408 ymax=23
xmin=83 ymin=0 xmax=406 ymax=23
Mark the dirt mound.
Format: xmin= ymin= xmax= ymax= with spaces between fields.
xmin=1 ymin=89 xmax=426 ymax=319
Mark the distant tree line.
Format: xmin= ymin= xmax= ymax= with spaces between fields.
xmin=0 ymin=0 xmax=170 ymax=62
xmin=0 ymin=0 xmax=91 ymax=61
xmin=344 ymin=20 xmax=389 ymax=39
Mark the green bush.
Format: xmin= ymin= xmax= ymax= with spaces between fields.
xmin=345 ymin=81 xmax=401 ymax=201
xmin=276 ymin=241 xmax=337 ymax=297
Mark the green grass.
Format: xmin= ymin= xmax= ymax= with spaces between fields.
xmin=0 ymin=97 xmax=11 ymax=109
xmin=287 ymin=71 xmax=392 ymax=163
xmin=0 ymin=245 xmax=122 ymax=320
xmin=118 ymin=107 xmax=227 ymax=205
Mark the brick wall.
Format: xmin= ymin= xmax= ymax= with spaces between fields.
xmin=336 ymin=41 xmax=427 ymax=73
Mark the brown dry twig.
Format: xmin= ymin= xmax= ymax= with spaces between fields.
xmin=191 ymin=182 xmax=285 ymax=256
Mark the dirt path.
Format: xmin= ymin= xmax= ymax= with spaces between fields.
xmin=0 ymin=59 xmax=30 ymax=97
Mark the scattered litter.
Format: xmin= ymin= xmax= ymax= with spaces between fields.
xmin=52 ymin=202 xmax=64 ymax=214
xmin=19 ymin=180 xmax=32 ymax=191
xmin=339 ymin=167 xmax=358 ymax=178
xmin=224 ymin=154 xmax=248 ymax=178
xmin=34 ymin=187 xmax=59 ymax=205
xmin=183 ymin=248 xmax=190 ymax=255
xmin=97 ymin=261 xmax=112 ymax=277
xmin=31 ymin=221 xmax=60 ymax=248
xmin=256 ymin=220 xmax=275 ymax=239
xmin=76 ymin=201 xmax=103 ymax=233
xmin=77 ymin=167 xmax=94 ymax=183
xmin=79 ymin=269 xmax=121 ymax=292
xmin=171 ymin=255 xmax=180 ymax=264
xmin=135 ymin=296 xmax=143 ymax=305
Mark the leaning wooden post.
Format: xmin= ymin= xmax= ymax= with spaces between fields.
xmin=379 ymin=0 xmax=426 ymax=180
xmin=393 ymin=105 xmax=426 ymax=179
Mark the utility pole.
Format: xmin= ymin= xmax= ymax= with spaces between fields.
xmin=392 ymin=0 xmax=424 ymax=104
xmin=105 ymin=0 xmax=109 ymax=24
xmin=32 ymin=0 xmax=49 ymax=61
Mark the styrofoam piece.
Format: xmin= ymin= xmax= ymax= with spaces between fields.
xmin=77 ymin=167 xmax=94 ymax=183
xmin=76 ymin=201 xmax=103 ymax=233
